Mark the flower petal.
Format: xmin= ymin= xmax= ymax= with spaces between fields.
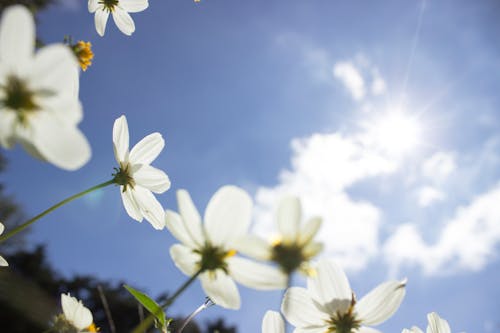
xmin=0 ymin=111 xmax=16 ymax=148
xmin=165 ymin=210 xmax=199 ymax=249
xmin=355 ymin=279 xmax=407 ymax=325
xmin=204 ymin=185 xmax=252 ymax=248
xmin=427 ymin=312 xmax=450 ymax=333
xmin=176 ymin=189 xmax=205 ymax=247
xmin=132 ymin=186 xmax=165 ymax=229
xmin=112 ymin=7 xmax=135 ymax=36
xmin=402 ymin=327 xmax=424 ymax=333
xmin=121 ymin=187 xmax=143 ymax=222
xmin=169 ymin=244 xmax=199 ymax=276
xmin=277 ymin=196 xmax=301 ymax=243
xmin=199 ymin=270 xmax=240 ymax=310
xmin=120 ymin=0 xmax=149 ymax=12
xmin=0 ymin=222 xmax=3 ymax=235
xmin=298 ymin=217 xmax=322 ymax=246
xmin=0 ymin=5 xmax=34 ymax=70
xmin=357 ymin=328 xmax=383 ymax=333
xmin=27 ymin=112 xmax=91 ymax=170
xmin=227 ymin=256 xmax=286 ymax=290
xmin=262 ymin=311 xmax=285 ymax=333
xmin=281 ymin=287 xmax=329 ymax=329
xmin=88 ymin=0 xmax=99 ymax=12
xmin=129 ymin=132 xmax=164 ymax=165
xmin=0 ymin=255 xmax=7 ymax=266
xmin=94 ymin=9 xmax=109 ymax=37
xmin=302 ymin=241 xmax=323 ymax=259
xmin=235 ymin=235 xmax=272 ymax=261
xmin=307 ymin=259 xmax=352 ymax=313
xmin=133 ymin=164 xmax=170 ymax=193
xmin=113 ymin=115 xmax=129 ymax=163
xmin=61 ymin=293 xmax=93 ymax=330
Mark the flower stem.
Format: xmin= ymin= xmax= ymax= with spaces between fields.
xmin=0 ymin=179 xmax=115 ymax=243
xmin=131 ymin=270 xmax=202 ymax=333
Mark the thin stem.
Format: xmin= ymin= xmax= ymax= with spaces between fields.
xmin=131 ymin=270 xmax=202 ymax=333
xmin=178 ymin=298 xmax=214 ymax=333
xmin=98 ymin=284 xmax=117 ymax=333
xmin=0 ymin=179 xmax=115 ymax=243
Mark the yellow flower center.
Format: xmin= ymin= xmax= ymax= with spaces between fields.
xmin=87 ymin=323 xmax=99 ymax=332
xmin=195 ymin=244 xmax=236 ymax=273
xmin=72 ymin=41 xmax=94 ymax=71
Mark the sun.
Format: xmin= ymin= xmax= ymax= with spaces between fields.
xmin=363 ymin=108 xmax=422 ymax=155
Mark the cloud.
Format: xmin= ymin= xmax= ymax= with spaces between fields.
xmin=333 ymin=61 xmax=366 ymax=100
xmin=371 ymin=69 xmax=387 ymax=96
xmin=384 ymin=183 xmax=500 ymax=276
xmin=417 ymin=186 xmax=446 ymax=207
xmin=421 ymin=152 xmax=456 ymax=183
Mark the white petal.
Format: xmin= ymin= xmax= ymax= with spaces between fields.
xmin=113 ymin=115 xmax=129 ymax=163
xmin=61 ymin=293 xmax=93 ymax=330
xmin=355 ymin=279 xmax=407 ymax=325
xmin=357 ymin=328 xmax=382 ymax=333
xmin=227 ymin=257 xmax=286 ymax=290
xmin=95 ymin=9 xmax=110 ymax=37
xmin=281 ymin=287 xmax=329 ymax=329
xmin=112 ymin=7 xmax=135 ymax=36
xmin=0 ymin=110 xmax=16 ymax=148
xmin=234 ymin=235 xmax=272 ymax=261
xmin=129 ymin=132 xmax=164 ymax=165
xmin=0 ymin=222 xmax=4 ymax=235
xmin=133 ymin=164 xmax=170 ymax=193
xmin=40 ymin=96 xmax=83 ymax=126
xmin=169 ymin=244 xmax=199 ymax=276
xmin=262 ymin=311 xmax=285 ymax=333
xmin=204 ymin=185 xmax=252 ymax=248
xmin=120 ymin=0 xmax=149 ymax=12
xmin=293 ymin=328 xmax=328 ymax=333
xmin=28 ymin=112 xmax=91 ymax=170
xmin=402 ymin=327 xmax=424 ymax=333
xmin=133 ymin=186 xmax=165 ymax=229
xmin=298 ymin=217 xmax=322 ymax=246
xmin=0 ymin=5 xmax=34 ymax=70
xmin=199 ymin=270 xmax=240 ymax=310
xmin=88 ymin=0 xmax=99 ymax=12
xmin=427 ymin=312 xmax=450 ymax=333
xmin=121 ymin=187 xmax=143 ymax=222
xmin=307 ymin=259 xmax=352 ymax=313
xmin=277 ymin=196 xmax=301 ymax=242
xmin=0 ymin=255 xmax=8 ymax=266
xmin=176 ymin=189 xmax=205 ymax=247
xmin=165 ymin=210 xmax=200 ymax=249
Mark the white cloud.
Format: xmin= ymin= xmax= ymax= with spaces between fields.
xmin=371 ymin=69 xmax=387 ymax=96
xmin=422 ymin=152 xmax=456 ymax=183
xmin=333 ymin=61 xmax=366 ymax=100
xmin=417 ymin=186 xmax=446 ymax=207
xmin=384 ymin=183 xmax=500 ymax=276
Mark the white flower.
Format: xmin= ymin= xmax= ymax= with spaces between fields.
xmin=59 ymin=293 xmax=97 ymax=332
xmin=281 ymin=259 xmax=406 ymax=333
xmin=88 ymin=0 xmax=149 ymax=36
xmin=402 ymin=312 xmax=451 ymax=333
xmin=165 ymin=186 xmax=287 ymax=309
xmin=262 ymin=311 xmax=285 ymax=333
xmin=0 ymin=5 xmax=90 ymax=170
xmin=237 ymin=196 xmax=323 ymax=276
xmin=0 ymin=222 xmax=8 ymax=266
xmin=112 ymin=115 xmax=170 ymax=230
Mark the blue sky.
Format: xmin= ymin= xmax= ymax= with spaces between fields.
xmin=2 ymin=0 xmax=500 ymax=331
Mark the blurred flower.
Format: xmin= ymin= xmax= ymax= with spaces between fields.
xmin=281 ymin=259 xmax=406 ymax=333
xmin=0 ymin=222 xmax=7 ymax=266
xmin=88 ymin=0 xmax=149 ymax=36
xmin=402 ymin=312 xmax=451 ymax=333
xmin=0 ymin=5 xmax=91 ymax=170
xmin=237 ymin=196 xmax=323 ymax=276
xmin=166 ymin=186 xmax=287 ymax=309
xmin=53 ymin=293 xmax=97 ymax=332
xmin=112 ymin=115 xmax=170 ymax=230
xmin=71 ymin=41 xmax=94 ymax=71
xmin=262 ymin=311 xmax=284 ymax=333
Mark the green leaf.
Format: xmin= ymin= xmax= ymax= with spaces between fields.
xmin=124 ymin=284 xmax=166 ymax=328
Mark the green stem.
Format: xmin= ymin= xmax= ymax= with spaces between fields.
xmin=0 ymin=179 xmax=115 ymax=243
xmin=131 ymin=270 xmax=202 ymax=333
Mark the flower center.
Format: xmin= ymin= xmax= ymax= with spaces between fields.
xmin=99 ymin=0 xmax=119 ymax=11
xmin=326 ymin=297 xmax=361 ymax=333
xmin=72 ymin=41 xmax=94 ymax=71
xmin=270 ymin=242 xmax=306 ymax=275
xmin=195 ymin=244 xmax=236 ymax=273
xmin=113 ymin=163 xmax=135 ymax=191
xmin=1 ymin=75 xmax=39 ymax=123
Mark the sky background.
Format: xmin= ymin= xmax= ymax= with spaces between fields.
xmin=2 ymin=0 xmax=500 ymax=331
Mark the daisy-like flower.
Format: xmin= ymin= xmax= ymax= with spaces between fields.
xmin=237 ymin=196 xmax=323 ymax=276
xmin=0 ymin=222 xmax=8 ymax=266
xmin=53 ymin=293 xmax=98 ymax=332
xmin=70 ymin=41 xmax=94 ymax=71
xmin=0 ymin=5 xmax=91 ymax=170
xmin=402 ymin=312 xmax=451 ymax=333
xmin=262 ymin=311 xmax=285 ymax=333
xmin=282 ymin=259 xmax=406 ymax=333
xmin=112 ymin=115 xmax=170 ymax=230
xmin=165 ymin=186 xmax=287 ymax=309
xmin=88 ymin=0 xmax=149 ymax=37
